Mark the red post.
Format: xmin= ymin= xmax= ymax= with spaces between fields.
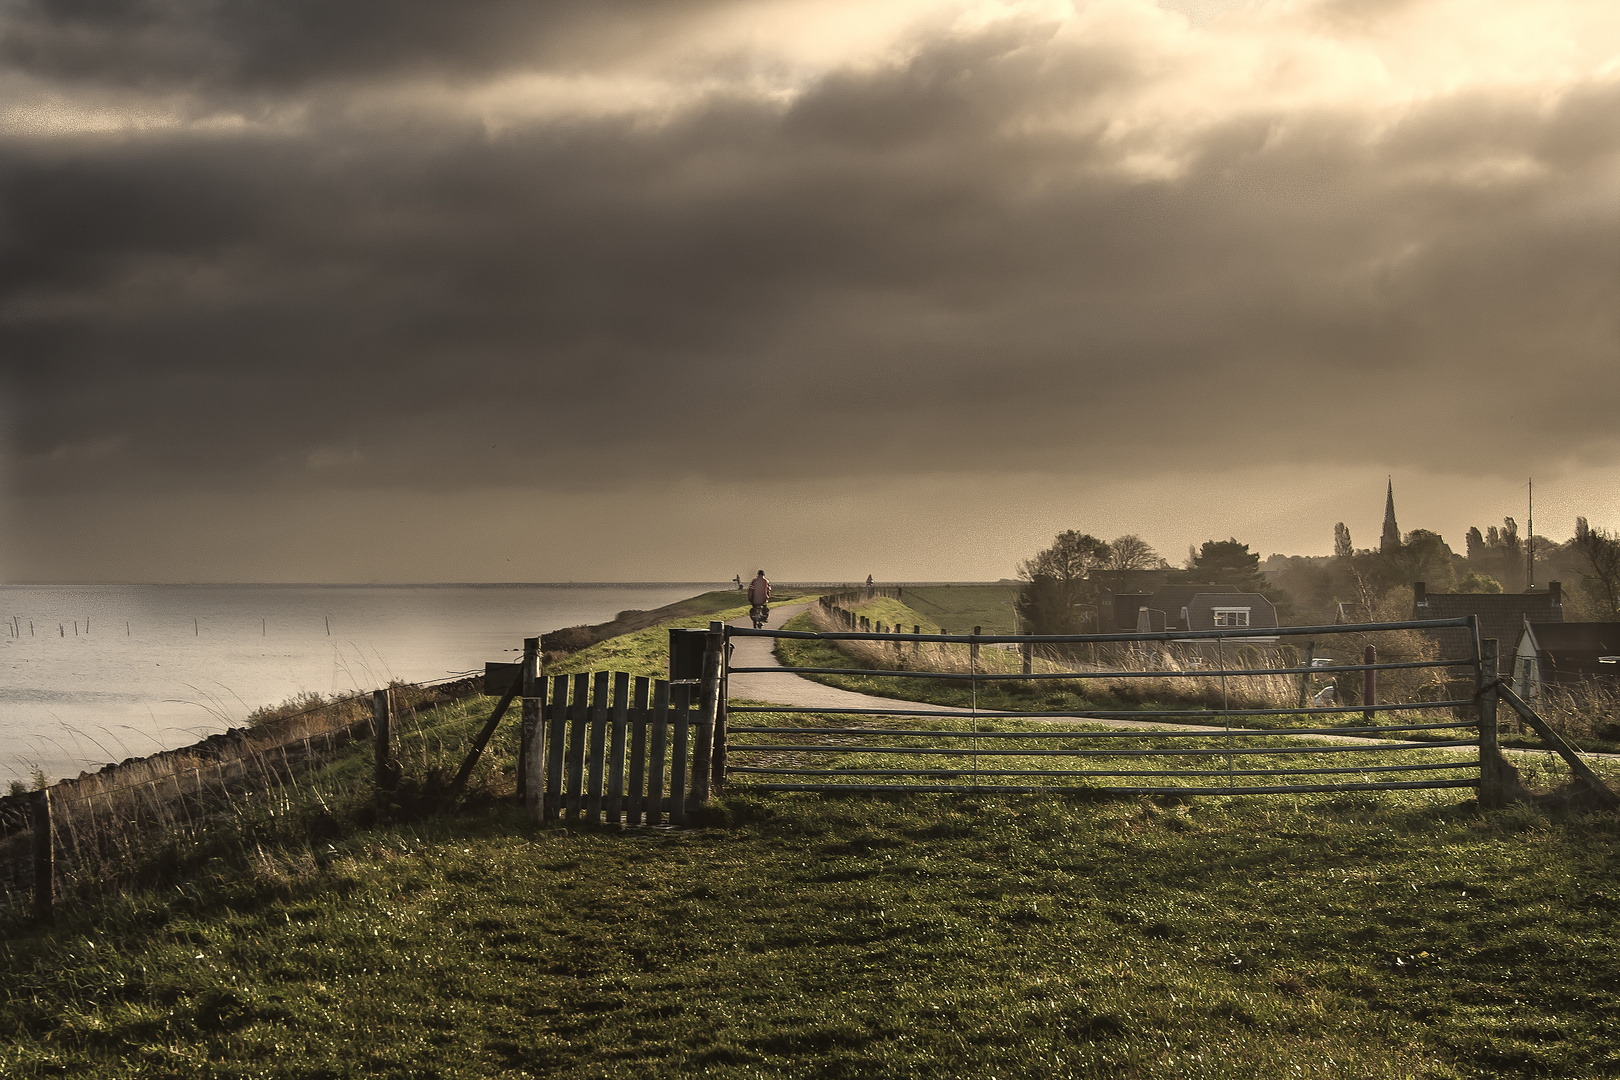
xmin=1363 ymin=645 xmax=1377 ymax=721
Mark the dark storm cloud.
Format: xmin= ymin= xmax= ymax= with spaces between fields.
xmin=4 ymin=0 xmax=1619 ymax=509
xmin=0 ymin=0 xmax=741 ymax=90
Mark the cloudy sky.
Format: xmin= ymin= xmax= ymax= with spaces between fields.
xmin=2 ymin=0 xmax=1617 ymax=582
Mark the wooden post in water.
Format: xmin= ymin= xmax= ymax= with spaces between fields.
xmin=373 ymin=688 xmax=396 ymax=791
xmin=520 ymin=637 xmax=542 ymax=820
xmin=32 ymin=789 xmax=52 ymax=921
xmin=1363 ymin=645 xmax=1376 ymax=721
xmin=1477 ymin=633 xmax=1504 ymax=808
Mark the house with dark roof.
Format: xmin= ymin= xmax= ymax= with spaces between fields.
xmin=1511 ymin=621 xmax=1620 ymax=701
xmin=1183 ymin=592 xmax=1278 ymax=639
xmin=1411 ymin=581 xmax=1564 ymax=660
xmin=1105 ymin=584 xmax=1242 ymax=632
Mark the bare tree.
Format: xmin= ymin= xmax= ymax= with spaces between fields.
xmin=1574 ymin=517 xmax=1620 ymax=615
xmin=1106 ymin=534 xmax=1165 ymax=570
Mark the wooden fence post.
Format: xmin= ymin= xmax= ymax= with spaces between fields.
xmin=521 ymin=637 xmax=542 ymax=822
xmin=32 ymin=789 xmax=52 ymax=921
xmin=373 ymin=688 xmax=396 ymax=791
xmin=1363 ymin=645 xmax=1377 ymax=722
xmin=1478 ymin=637 xmax=1504 ymax=808
xmin=693 ymin=621 xmax=723 ymax=807
xmin=1022 ymin=641 xmax=1033 ymax=675
xmin=1297 ymin=640 xmax=1315 ymax=708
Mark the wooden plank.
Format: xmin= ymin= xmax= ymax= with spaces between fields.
xmin=606 ymin=671 xmax=630 ymax=824
xmin=627 ymin=676 xmax=650 ymax=825
xmin=647 ymin=680 xmax=670 ymax=826
xmin=483 ymin=662 xmax=523 ymax=695
xmin=1477 ymin=636 xmax=1504 ymax=808
xmin=1499 ymin=683 xmax=1620 ymax=808
xmin=586 ymin=671 xmax=609 ymax=824
xmin=449 ymin=669 xmax=524 ymax=799
xmin=669 ymin=682 xmax=690 ymax=826
xmin=521 ymin=638 xmax=541 ymax=821
xmin=690 ymin=627 xmax=721 ymax=808
xmin=545 ymin=674 xmax=569 ymax=821
xmin=566 ymin=672 xmax=589 ymax=821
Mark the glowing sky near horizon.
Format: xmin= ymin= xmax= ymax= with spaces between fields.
xmin=3 ymin=0 xmax=1618 ymax=581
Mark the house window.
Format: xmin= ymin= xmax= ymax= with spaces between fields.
xmin=1212 ymin=608 xmax=1251 ymax=627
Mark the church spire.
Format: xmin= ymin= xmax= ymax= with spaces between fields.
xmin=1380 ymin=477 xmax=1401 ymax=554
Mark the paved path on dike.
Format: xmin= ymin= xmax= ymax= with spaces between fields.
xmin=722 ymin=603 xmax=1412 ymax=745
xmin=718 ymin=602 xmax=1620 ymax=782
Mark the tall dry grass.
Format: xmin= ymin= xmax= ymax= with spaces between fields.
xmin=1519 ymin=679 xmax=1620 ymax=745
xmin=805 ymin=605 xmax=1457 ymax=715
xmin=0 ymin=675 xmax=485 ymax=913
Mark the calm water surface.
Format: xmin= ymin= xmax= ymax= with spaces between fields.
xmin=0 ymin=583 xmax=727 ymax=786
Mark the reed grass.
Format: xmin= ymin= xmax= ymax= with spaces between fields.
xmin=795 ymin=606 xmax=1460 ymax=721
xmin=0 ymin=679 xmax=501 ymax=915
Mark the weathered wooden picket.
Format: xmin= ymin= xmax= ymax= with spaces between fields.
xmin=523 ymin=672 xmax=715 ymax=825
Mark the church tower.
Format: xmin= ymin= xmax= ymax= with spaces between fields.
xmin=1380 ymin=477 xmax=1401 ymax=554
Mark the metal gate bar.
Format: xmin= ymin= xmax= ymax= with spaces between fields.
xmin=722 ymin=613 xmax=1488 ymax=798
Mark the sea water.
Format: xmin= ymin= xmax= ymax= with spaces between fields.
xmin=0 ymin=583 xmax=728 ymax=787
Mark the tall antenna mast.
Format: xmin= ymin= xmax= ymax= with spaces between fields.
xmin=1527 ymin=477 xmax=1534 ymax=590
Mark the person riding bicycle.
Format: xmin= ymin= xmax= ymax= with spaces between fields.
xmin=747 ymin=571 xmax=772 ymax=627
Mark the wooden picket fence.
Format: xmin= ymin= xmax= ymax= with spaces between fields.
xmin=527 ymin=671 xmax=715 ymax=826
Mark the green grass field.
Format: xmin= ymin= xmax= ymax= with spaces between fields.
xmin=6 ymin=776 xmax=1619 ymax=1078
xmin=898 ymin=584 xmax=1020 ymax=634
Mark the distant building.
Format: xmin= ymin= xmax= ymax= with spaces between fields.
xmin=1105 ymin=584 xmax=1240 ymax=632
xmin=1380 ymin=478 xmax=1402 ymax=555
xmin=1412 ymin=580 xmax=1564 ymax=660
xmin=1511 ymin=620 xmax=1620 ymax=702
xmin=1182 ymin=592 xmax=1278 ymax=639
xmin=1110 ymin=585 xmax=1277 ymax=641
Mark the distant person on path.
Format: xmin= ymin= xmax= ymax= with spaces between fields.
xmin=733 ymin=574 xmax=743 ymax=591
xmin=748 ymin=571 xmax=772 ymax=628
xmin=748 ymin=571 xmax=771 ymax=606
xmin=865 ymin=574 xmax=874 ymax=587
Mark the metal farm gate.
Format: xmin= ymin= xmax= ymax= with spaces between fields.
xmin=717 ymin=614 xmax=1511 ymax=801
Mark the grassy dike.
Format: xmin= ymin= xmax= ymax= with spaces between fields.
xmin=4 ymin=598 xmax=1620 ymax=1077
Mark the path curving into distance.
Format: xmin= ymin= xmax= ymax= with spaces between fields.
xmin=724 ymin=602 xmax=1615 ymax=770
xmin=725 ymin=602 xmax=1380 ymax=741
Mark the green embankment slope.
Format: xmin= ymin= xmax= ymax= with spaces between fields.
xmin=898 ymin=584 xmax=1019 ymax=633
xmin=4 ymin=591 xmax=1620 ymax=1079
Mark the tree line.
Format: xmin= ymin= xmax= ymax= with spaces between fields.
xmin=1016 ymin=517 xmax=1620 ymax=634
